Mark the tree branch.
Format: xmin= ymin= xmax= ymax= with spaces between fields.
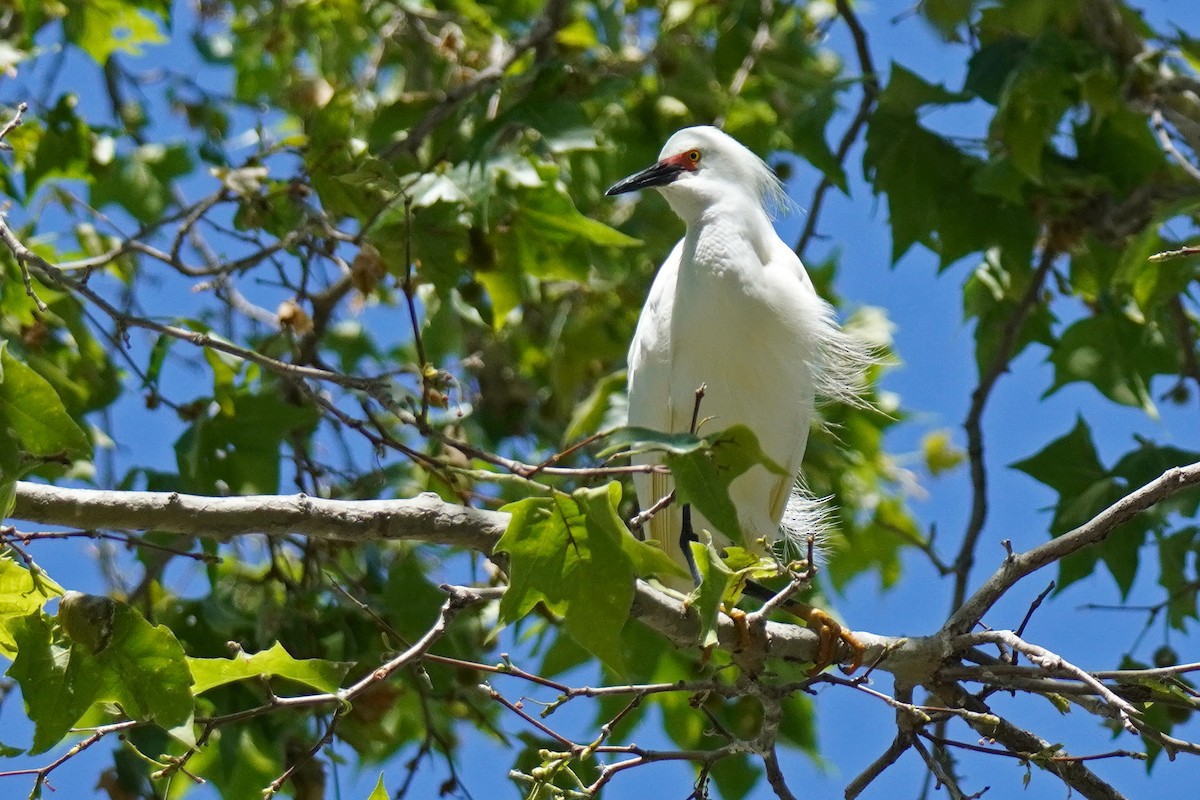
xmin=9 ymin=481 xmax=507 ymax=553
xmin=950 ymin=247 xmax=1057 ymax=615
xmin=795 ymin=0 xmax=879 ymax=257
xmin=946 ymin=461 xmax=1200 ymax=635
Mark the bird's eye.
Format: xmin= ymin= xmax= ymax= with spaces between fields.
xmin=686 ymin=149 xmax=701 ymax=163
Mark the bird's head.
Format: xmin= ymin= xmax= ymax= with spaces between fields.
xmin=605 ymin=126 xmax=788 ymax=222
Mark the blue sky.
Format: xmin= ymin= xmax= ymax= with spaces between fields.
xmin=3 ymin=1 xmax=1200 ymax=798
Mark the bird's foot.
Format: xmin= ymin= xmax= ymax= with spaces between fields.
xmin=728 ymin=607 xmax=751 ymax=651
xmin=803 ymin=606 xmax=864 ymax=676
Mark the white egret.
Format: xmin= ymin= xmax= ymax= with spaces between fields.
xmin=607 ymin=126 xmax=871 ymax=671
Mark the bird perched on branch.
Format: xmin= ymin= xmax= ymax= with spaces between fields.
xmin=606 ymin=126 xmax=872 ymax=671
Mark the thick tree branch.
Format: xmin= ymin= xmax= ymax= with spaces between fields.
xmin=932 ymin=681 xmax=1129 ymax=800
xmin=9 ymin=462 xmax=1200 ymax=799
xmin=9 ymin=481 xmax=507 ymax=553
xmin=9 ymin=480 xmax=891 ymax=671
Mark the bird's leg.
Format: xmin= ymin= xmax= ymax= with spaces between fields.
xmin=742 ymin=580 xmax=864 ymax=675
xmin=678 ymin=382 xmax=708 ymax=586
xmin=680 ymin=504 xmax=702 ymax=584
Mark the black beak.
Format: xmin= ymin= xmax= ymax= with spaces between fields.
xmin=605 ymin=161 xmax=684 ymax=196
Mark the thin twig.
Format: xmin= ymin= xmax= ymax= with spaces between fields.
xmin=949 ymin=247 xmax=1057 ymax=619
xmin=795 ymin=0 xmax=878 ymax=257
xmin=1152 ymin=108 xmax=1200 ymax=183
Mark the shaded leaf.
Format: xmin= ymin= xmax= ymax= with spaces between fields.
xmin=496 ymin=483 xmax=674 ymax=674
xmin=0 ymin=341 xmax=92 ymax=460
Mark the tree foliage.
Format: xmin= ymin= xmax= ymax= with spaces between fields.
xmin=1 ymin=0 xmax=1200 ymax=798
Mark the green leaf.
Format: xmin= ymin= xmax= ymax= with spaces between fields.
xmin=668 ymin=425 xmax=786 ymax=545
xmin=710 ymin=751 xmax=760 ymax=800
xmin=965 ymin=38 xmax=1029 ymax=103
xmin=1158 ymin=527 xmax=1199 ymax=630
xmin=497 ymin=484 xmax=664 ymax=674
xmin=0 ymin=555 xmax=62 ymax=659
xmin=1111 ymin=442 xmax=1200 ymax=518
xmin=64 ymin=0 xmax=168 ymax=64
xmin=599 ymin=426 xmax=710 ymax=459
xmin=26 ymin=95 xmax=92 ymax=194
xmin=776 ymin=691 xmax=818 ymax=753
xmin=989 ymin=34 xmax=1082 ymax=180
xmin=521 ymin=205 xmax=640 ymax=248
xmin=175 ymin=389 xmax=319 ymax=495
xmin=10 ymin=595 xmax=193 ymax=753
xmin=689 ymin=539 xmax=735 ymax=649
xmin=91 ymin=143 xmax=193 ymax=224
xmin=188 ymin=642 xmax=351 ymax=695
xmin=91 ymin=602 xmax=193 ymax=720
xmin=563 ymin=370 xmax=626 ymax=445
xmin=876 ymin=63 xmax=970 ymax=114
xmin=1099 ymin=510 xmax=1148 ymax=598
xmin=1047 ymin=313 xmax=1177 ymax=414
xmin=921 ymin=428 xmax=965 ymax=476
xmin=7 ymin=610 xmax=82 ymax=754
xmin=962 ymin=252 xmax=1054 ymax=376
xmin=1011 ymin=416 xmax=1107 ymax=498
xmin=367 ymin=774 xmax=390 ymax=800
xmin=919 ymin=0 xmax=975 ymax=41
xmin=0 ymin=341 xmax=92 ymax=460
xmin=865 ymin=66 xmax=999 ymax=264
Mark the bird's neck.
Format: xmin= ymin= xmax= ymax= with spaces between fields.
xmin=678 ymin=202 xmax=777 ymax=269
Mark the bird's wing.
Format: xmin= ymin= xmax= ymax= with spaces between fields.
xmin=628 ymin=243 xmax=688 ymax=577
xmin=759 ymin=241 xmax=823 ymax=530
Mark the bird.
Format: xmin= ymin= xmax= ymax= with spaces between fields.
xmin=606 ymin=126 xmax=871 ymax=672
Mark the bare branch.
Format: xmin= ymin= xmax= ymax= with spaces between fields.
xmin=845 ymin=732 xmax=911 ymax=799
xmin=795 ymin=0 xmax=878 ymax=257
xmin=951 ymin=246 xmax=1057 ymax=616
xmin=947 ymin=461 xmax=1200 ymax=635
xmin=932 ymin=681 xmax=1130 ymax=800
xmin=10 ymin=481 xmax=507 ymax=553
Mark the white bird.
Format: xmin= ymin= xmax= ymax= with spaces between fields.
xmin=606 ymin=126 xmax=871 ymax=671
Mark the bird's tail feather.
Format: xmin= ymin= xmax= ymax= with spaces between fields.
xmin=779 ymin=486 xmax=836 ymax=567
xmin=808 ymin=301 xmax=884 ymax=411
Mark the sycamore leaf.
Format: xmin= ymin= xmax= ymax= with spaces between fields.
xmin=367 ymin=774 xmax=390 ymax=800
xmin=521 ymin=205 xmax=641 ymax=248
xmin=0 ymin=555 xmax=63 ymax=659
xmin=1047 ymin=314 xmax=1177 ymax=414
xmin=0 ymin=341 xmax=92 ymax=460
xmin=922 ymin=428 xmax=966 ymax=476
xmin=1159 ymin=527 xmax=1200 ymax=630
xmin=7 ymin=611 xmax=81 ymax=754
xmin=598 ymin=426 xmax=709 ymax=459
xmin=602 ymin=424 xmax=784 ymax=545
xmin=563 ymin=370 xmax=626 ymax=445
xmin=189 ymin=641 xmax=350 ymax=695
xmin=669 ymin=425 xmax=786 ymax=545
xmin=1011 ymin=416 xmax=1107 ymax=498
xmin=65 ymin=0 xmax=168 ymax=64
xmin=496 ymin=483 xmax=673 ymax=674
xmin=689 ymin=539 xmax=735 ymax=649
xmin=10 ymin=598 xmax=192 ymax=754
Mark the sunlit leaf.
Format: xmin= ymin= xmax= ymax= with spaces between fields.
xmin=189 ymin=641 xmax=350 ymax=695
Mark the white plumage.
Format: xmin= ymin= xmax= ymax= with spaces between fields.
xmin=608 ymin=126 xmax=870 ymax=583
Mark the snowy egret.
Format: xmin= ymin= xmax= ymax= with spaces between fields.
xmin=607 ymin=126 xmax=870 ymax=671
